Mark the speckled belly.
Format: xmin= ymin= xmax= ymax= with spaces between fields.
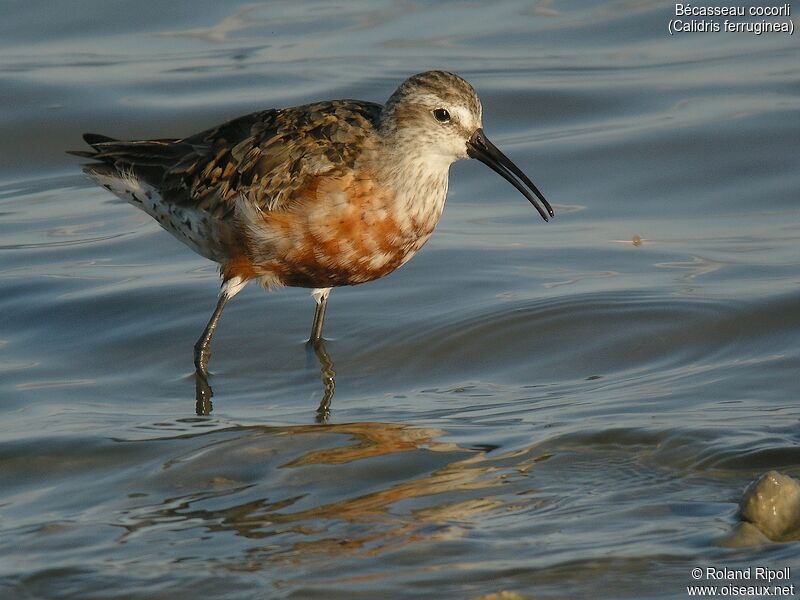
xmin=259 ymin=208 xmax=434 ymax=288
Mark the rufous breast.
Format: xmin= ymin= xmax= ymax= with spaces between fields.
xmin=228 ymin=170 xmax=438 ymax=288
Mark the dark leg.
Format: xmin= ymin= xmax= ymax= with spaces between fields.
xmin=194 ymin=293 xmax=230 ymax=375
xmin=308 ymin=288 xmax=331 ymax=347
xmin=309 ymin=296 xmax=327 ymax=346
xmin=194 ymin=277 xmax=248 ymax=377
xmin=306 ymin=288 xmax=334 ymax=422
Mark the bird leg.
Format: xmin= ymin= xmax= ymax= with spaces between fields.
xmin=194 ymin=276 xmax=247 ymax=377
xmin=194 ymin=293 xmax=230 ymax=376
xmin=308 ymin=288 xmax=331 ymax=347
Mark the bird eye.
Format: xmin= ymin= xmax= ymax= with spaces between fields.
xmin=432 ymin=108 xmax=451 ymax=123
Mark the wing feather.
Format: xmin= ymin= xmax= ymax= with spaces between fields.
xmin=73 ymin=100 xmax=383 ymax=219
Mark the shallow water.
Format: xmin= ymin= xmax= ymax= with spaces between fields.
xmin=2 ymin=1 xmax=800 ymax=598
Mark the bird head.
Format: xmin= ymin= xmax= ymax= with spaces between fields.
xmin=382 ymin=70 xmax=553 ymax=221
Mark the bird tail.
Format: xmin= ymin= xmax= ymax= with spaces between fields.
xmin=66 ymin=133 xmax=118 ymax=158
xmin=68 ymin=133 xmax=183 ymax=166
xmin=68 ymin=132 xmax=189 ymax=195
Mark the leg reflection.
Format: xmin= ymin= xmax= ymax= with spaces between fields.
xmin=308 ymin=338 xmax=336 ymax=424
xmin=195 ymin=370 xmax=213 ymax=416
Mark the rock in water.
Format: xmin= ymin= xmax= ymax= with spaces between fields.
xmin=739 ymin=470 xmax=800 ymax=540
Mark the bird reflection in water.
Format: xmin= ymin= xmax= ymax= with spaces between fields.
xmin=195 ymin=339 xmax=336 ymax=422
xmin=116 ymin=419 xmax=552 ymax=568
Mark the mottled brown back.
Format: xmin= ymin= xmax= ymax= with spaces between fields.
xmin=77 ymin=100 xmax=383 ymax=220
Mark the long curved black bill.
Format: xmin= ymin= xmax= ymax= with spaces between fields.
xmin=466 ymin=128 xmax=554 ymax=222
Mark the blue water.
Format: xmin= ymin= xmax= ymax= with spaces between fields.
xmin=1 ymin=1 xmax=799 ymax=598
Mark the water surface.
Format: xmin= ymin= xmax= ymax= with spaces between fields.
xmin=1 ymin=1 xmax=799 ymax=598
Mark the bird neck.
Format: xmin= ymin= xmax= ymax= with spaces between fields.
xmin=371 ymin=134 xmax=452 ymax=230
